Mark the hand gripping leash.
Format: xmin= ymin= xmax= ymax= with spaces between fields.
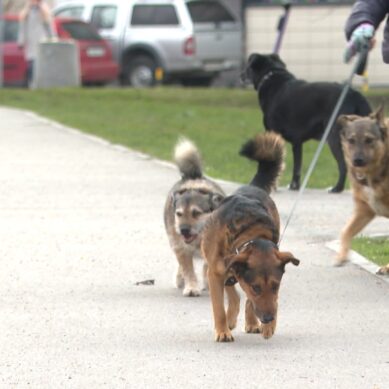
xmin=279 ymin=46 xmax=369 ymax=244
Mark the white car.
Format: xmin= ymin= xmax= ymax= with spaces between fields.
xmin=54 ymin=0 xmax=243 ymax=87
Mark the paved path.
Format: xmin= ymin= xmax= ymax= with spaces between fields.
xmin=0 ymin=107 xmax=388 ymax=389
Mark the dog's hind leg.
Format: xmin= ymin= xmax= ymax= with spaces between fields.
xmin=175 ymin=249 xmax=200 ymax=296
xmin=290 ymin=142 xmax=302 ymax=190
xmin=327 ymin=132 xmax=347 ymax=193
xmin=245 ymin=299 xmax=261 ymax=334
xmin=337 ymin=204 xmax=375 ymax=265
xmin=225 ymin=285 xmax=240 ymax=330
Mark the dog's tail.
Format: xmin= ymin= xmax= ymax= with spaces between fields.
xmin=240 ymin=132 xmax=285 ymax=193
xmin=174 ymin=138 xmax=203 ymax=180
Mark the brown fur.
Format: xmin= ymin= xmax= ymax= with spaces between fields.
xmin=201 ymin=133 xmax=299 ymax=342
xmin=337 ymin=106 xmax=389 ymax=275
xmin=164 ymin=138 xmax=225 ymax=296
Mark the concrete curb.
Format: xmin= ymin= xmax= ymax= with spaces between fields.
xmin=326 ymin=239 xmax=389 ymax=284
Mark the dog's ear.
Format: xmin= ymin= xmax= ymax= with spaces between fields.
xmin=277 ymin=251 xmax=300 ymax=267
xmin=370 ymin=104 xmax=385 ymax=124
xmin=247 ymin=53 xmax=258 ymax=64
xmin=210 ymin=193 xmax=224 ymax=210
xmin=269 ymin=53 xmax=286 ymax=68
xmin=337 ymin=114 xmax=360 ymax=137
xmin=337 ymin=114 xmax=360 ymax=127
xmin=370 ymin=104 xmax=387 ymax=140
xmin=225 ymin=251 xmax=250 ymax=277
xmin=247 ymin=53 xmax=261 ymax=69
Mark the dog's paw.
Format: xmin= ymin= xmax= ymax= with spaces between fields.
xmin=334 ymin=250 xmax=349 ymax=267
xmin=333 ymin=259 xmax=349 ymax=267
xmin=376 ymin=265 xmax=389 ymax=275
xmin=215 ymin=330 xmax=234 ymax=342
xmin=183 ymin=286 xmax=201 ymax=297
xmin=328 ymin=186 xmax=343 ymax=194
xmin=334 ymin=254 xmax=349 ymax=267
xmin=261 ymin=321 xmax=276 ymax=339
xmin=245 ymin=324 xmax=262 ymax=334
xmin=288 ymin=181 xmax=300 ymax=191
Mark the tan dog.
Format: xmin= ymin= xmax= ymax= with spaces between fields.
xmin=164 ymin=138 xmax=225 ymax=296
xmin=336 ymin=106 xmax=389 ymax=275
xmin=201 ymin=133 xmax=299 ymax=342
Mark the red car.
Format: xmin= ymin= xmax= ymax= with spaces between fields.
xmin=2 ymin=15 xmax=118 ymax=86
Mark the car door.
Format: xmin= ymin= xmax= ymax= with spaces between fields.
xmin=185 ymin=0 xmax=242 ymax=67
xmin=89 ymin=4 xmax=123 ymax=63
xmin=3 ymin=17 xmax=27 ymax=85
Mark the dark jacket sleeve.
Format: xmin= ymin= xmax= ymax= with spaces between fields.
xmin=345 ymin=0 xmax=389 ymax=38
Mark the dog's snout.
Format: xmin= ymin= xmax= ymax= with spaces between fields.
xmin=353 ymin=157 xmax=366 ymax=167
xmin=180 ymin=226 xmax=191 ymax=237
xmin=260 ymin=314 xmax=274 ymax=324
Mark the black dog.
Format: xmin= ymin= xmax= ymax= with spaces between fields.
xmin=243 ymin=53 xmax=372 ymax=193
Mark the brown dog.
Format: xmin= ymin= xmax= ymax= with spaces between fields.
xmin=164 ymin=138 xmax=225 ymax=296
xmin=201 ymin=133 xmax=300 ymax=342
xmin=336 ymin=106 xmax=389 ymax=275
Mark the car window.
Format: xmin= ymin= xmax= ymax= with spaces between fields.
xmin=4 ymin=20 xmax=18 ymax=42
xmin=131 ymin=5 xmax=179 ymax=26
xmin=186 ymin=1 xmax=235 ymax=23
xmin=55 ymin=6 xmax=84 ymax=19
xmin=61 ymin=21 xmax=102 ymax=41
xmin=91 ymin=5 xmax=117 ymax=29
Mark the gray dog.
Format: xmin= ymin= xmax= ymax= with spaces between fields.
xmin=164 ymin=139 xmax=225 ymax=296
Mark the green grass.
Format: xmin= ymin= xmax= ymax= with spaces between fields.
xmin=352 ymin=236 xmax=389 ymax=267
xmin=0 ymin=87 xmax=341 ymax=188
xmin=0 ymin=86 xmax=388 ymax=188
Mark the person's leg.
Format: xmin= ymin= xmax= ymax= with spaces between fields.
xmin=27 ymin=60 xmax=34 ymax=88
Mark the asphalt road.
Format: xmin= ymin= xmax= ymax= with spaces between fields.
xmin=0 ymin=107 xmax=388 ymax=389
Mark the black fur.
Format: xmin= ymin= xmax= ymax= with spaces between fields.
xmin=240 ymin=138 xmax=283 ymax=193
xmin=243 ymin=53 xmax=372 ymax=193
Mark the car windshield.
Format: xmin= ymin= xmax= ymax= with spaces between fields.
xmin=186 ymin=1 xmax=235 ymax=23
xmin=61 ymin=21 xmax=102 ymax=41
xmin=4 ymin=20 xmax=19 ymax=42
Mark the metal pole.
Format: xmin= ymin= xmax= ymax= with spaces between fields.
xmin=0 ymin=0 xmax=3 ymax=87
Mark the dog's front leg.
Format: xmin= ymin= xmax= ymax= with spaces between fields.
xmin=175 ymin=249 xmax=200 ymax=296
xmin=245 ymin=299 xmax=261 ymax=334
xmin=208 ymin=269 xmax=234 ymax=342
xmin=290 ymin=143 xmax=302 ymax=190
xmin=337 ymin=205 xmax=375 ymax=265
xmin=225 ymin=285 xmax=240 ymax=330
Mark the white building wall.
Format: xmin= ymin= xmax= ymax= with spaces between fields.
xmin=245 ymin=5 xmax=387 ymax=87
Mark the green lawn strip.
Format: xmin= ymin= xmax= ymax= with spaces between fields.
xmin=352 ymin=236 xmax=389 ymax=267
xmin=0 ymin=87 xmax=387 ymax=188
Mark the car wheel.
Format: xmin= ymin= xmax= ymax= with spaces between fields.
xmin=181 ymin=76 xmax=214 ymax=87
xmin=122 ymin=56 xmax=156 ymax=88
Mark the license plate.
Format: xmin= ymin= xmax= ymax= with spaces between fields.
xmin=86 ymin=47 xmax=105 ymax=57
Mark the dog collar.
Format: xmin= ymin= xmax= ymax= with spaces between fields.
xmin=235 ymin=239 xmax=256 ymax=254
xmin=235 ymin=238 xmax=279 ymax=255
xmin=257 ymin=71 xmax=275 ymax=93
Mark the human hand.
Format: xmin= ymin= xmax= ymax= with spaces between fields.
xmin=344 ymin=23 xmax=375 ymax=63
